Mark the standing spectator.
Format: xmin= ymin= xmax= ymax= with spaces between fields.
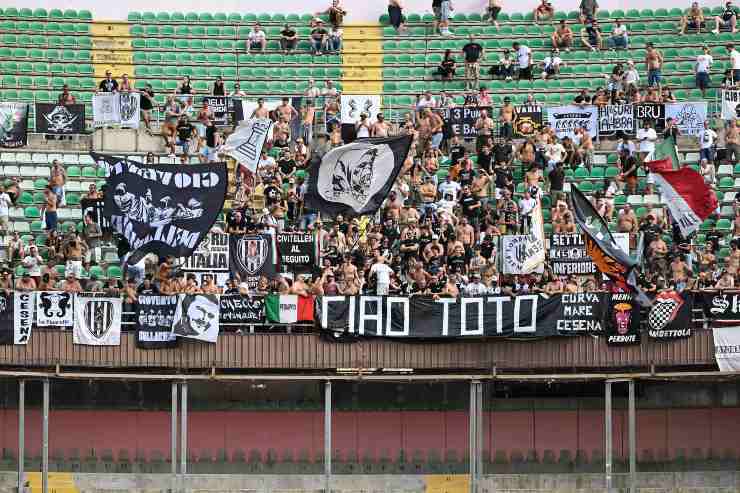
xmin=495 ymin=48 xmax=515 ymax=81
xmin=699 ymin=120 xmax=717 ymax=163
xmin=513 ymin=41 xmax=532 ymax=80
xmin=0 ymin=185 xmax=10 ymax=232
xmin=84 ymin=212 xmax=102 ymax=264
xmin=370 ymin=255 xmax=393 ymax=295
xmin=608 ymin=19 xmax=628 ymax=50
xmin=637 ymin=120 xmax=658 ymax=161
xmin=98 ymin=71 xmax=118 ymax=92
xmin=329 ymin=25 xmax=343 ymax=52
xmin=437 ymin=49 xmax=457 ymax=81
xmin=247 ymin=23 xmax=267 ymax=54
xmin=623 ymin=59 xmax=640 ymax=91
xmin=388 ymin=0 xmax=408 ymax=34
xmin=139 ymin=83 xmax=155 ymax=130
xmin=726 ymin=120 xmax=740 ymax=164
xmin=43 ymin=186 xmax=57 ymax=232
xmin=212 ymin=76 xmax=225 ymax=96
xmin=57 ymin=84 xmax=76 ymax=105
xmin=645 ymin=43 xmax=664 ymax=90
xmin=438 ymin=0 xmax=454 ymax=36
xmin=700 ymin=158 xmax=717 ymax=186
xmin=695 ymin=45 xmax=713 ymax=97
xmin=119 ymin=73 xmax=132 ymax=92
xmin=680 ymin=2 xmax=705 ymax=35
xmin=541 ymin=48 xmax=563 ymax=79
xmin=462 ymin=35 xmax=484 ymax=90
xmin=728 ymin=43 xmax=740 ymax=83
xmin=487 ymin=0 xmax=502 ymax=27
xmin=372 ymin=113 xmax=391 ymax=137
xmin=280 ymin=24 xmax=298 ymax=54
xmin=356 ymin=113 xmax=371 ymax=138
xmin=580 ymin=18 xmax=602 ymax=51
xmin=305 ymin=79 xmax=321 ymax=99
xmin=498 ymin=98 xmax=516 ymax=139
xmin=618 ymin=144 xmax=638 ymax=195
xmin=533 ymin=0 xmax=555 ymax=23
xmin=175 ymin=115 xmax=196 ymax=157
xmin=310 ymin=20 xmax=329 ymax=55
xmin=317 ymin=0 xmax=347 ymax=28
xmin=518 ymin=190 xmax=537 ymax=233
xmin=22 ymin=245 xmax=43 ymax=285
xmin=50 ymin=160 xmax=66 ymax=205
xmin=713 ymin=1 xmax=737 ymax=34
xmin=579 ymin=0 xmax=599 ymax=24
xmin=551 ymin=20 xmax=574 ymax=50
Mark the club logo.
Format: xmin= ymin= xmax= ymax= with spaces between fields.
xmin=648 ymin=291 xmax=683 ymax=331
xmin=711 ymin=294 xmax=730 ymax=314
xmin=83 ymin=300 xmax=115 ymax=339
xmin=43 ymin=105 xmax=79 ymax=133
xmin=235 ymin=236 xmax=269 ymax=275
xmin=119 ymin=92 xmax=139 ymax=122
xmin=40 ymin=292 xmax=71 ymax=319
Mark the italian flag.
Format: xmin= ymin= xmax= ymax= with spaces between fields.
xmin=265 ymin=294 xmax=315 ymax=323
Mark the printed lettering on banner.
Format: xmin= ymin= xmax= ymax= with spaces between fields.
xmin=549 ymin=234 xmax=596 ymax=275
xmin=598 ymin=105 xmax=635 ymax=135
xmin=546 ymin=105 xmax=598 ymax=139
xmin=36 ymin=291 xmax=74 ymax=326
xmin=664 ymin=102 xmax=707 ymax=136
xmin=13 ymin=292 xmax=33 ymax=345
xmin=721 ymin=90 xmax=740 ymax=120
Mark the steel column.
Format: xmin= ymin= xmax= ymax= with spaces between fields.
xmin=605 ymin=381 xmax=613 ymax=492
xmin=470 ymin=380 xmax=482 ymax=493
xmin=180 ymin=382 xmax=187 ymax=478
xmin=628 ymin=380 xmax=637 ymax=493
xmin=324 ymin=381 xmax=332 ymax=493
xmin=42 ymin=379 xmax=49 ymax=493
xmin=17 ymin=380 xmax=24 ymax=493
xmin=171 ymin=380 xmax=178 ymax=493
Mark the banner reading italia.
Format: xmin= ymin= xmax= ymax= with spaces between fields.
xmin=181 ymin=232 xmax=230 ymax=287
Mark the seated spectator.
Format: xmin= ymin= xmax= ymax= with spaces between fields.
xmin=212 ymin=76 xmax=225 ymax=96
xmin=487 ymin=0 xmax=502 ymax=27
xmin=247 ymin=23 xmax=267 ymax=54
xmin=437 ymin=49 xmax=457 ymax=81
xmin=533 ymin=0 xmax=555 ymax=24
xmin=329 ymin=25 xmax=343 ymax=52
xmin=58 ymin=84 xmax=76 ymax=105
xmin=579 ymin=0 xmax=599 ymax=24
xmin=229 ymin=83 xmax=246 ymax=97
xmin=580 ymin=18 xmax=602 ymax=51
xmin=493 ymin=48 xmax=515 ymax=80
xmin=280 ymin=24 xmax=298 ymax=54
xmin=62 ymin=273 xmax=83 ymax=293
xmin=541 ymin=48 xmax=563 ymax=79
xmin=608 ymin=19 xmax=628 ymax=50
xmin=477 ymin=86 xmax=493 ymax=106
xmin=573 ymin=88 xmax=591 ymax=106
xmin=551 ymin=20 xmax=574 ymax=50
xmin=695 ymin=45 xmax=713 ymax=97
xmin=15 ymin=272 xmax=36 ymax=292
xmin=713 ymin=1 xmax=737 ymax=34
xmin=310 ymin=20 xmax=330 ymax=55
xmin=680 ymin=1 xmax=705 ymax=34
xmin=661 ymin=86 xmax=677 ymax=102
xmin=98 ymin=70 xmax=118 ymax=92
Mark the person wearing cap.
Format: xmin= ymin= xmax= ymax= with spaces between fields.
xmin=246 ymin=23 xmax=267 ymax=54
xmin=310 ymin=19 xmax=330 ymax=55
xmin=551 ymin=20 xmax=573 ymax=50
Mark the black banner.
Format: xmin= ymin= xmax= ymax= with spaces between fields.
xmin=0 ymin=102 xmax=28 ymax=148
xmin=181 ymin=233 xmax=229 ymax=271
xmin=219 ymin=294 xmax=265 ymax=325
xmin=598 ymin=104 xmax=635 ymax=135
xmin=605 ymin=292 xmax=641 ymax=345
xmin=277 ymin=233 xmax=315 ymax=270
xmin=35 ymin=103 xmax=85 ymax=135
xmin=701 ymin=291 xmax=740 ymax=321
xmin=647 ymin=291 xmax=692 ymax=340
xmin=97 ymin=153 xmax=227 ymax=262
xmin=633 ymin=103 xmax=665 ymax=131
xmin=229 ymin=234 xmax=278 ymax=289
xmin=435 ymin=106 xmax=492 ymax=139
xmin=0 ymin=292 xmax=13 ymax=345
xmin=513 ymin=104 xmax=543 ymax=138
xmin=81 ymin=197 xmax=111 ymax=233
xmin=549 ymin=234 xmax=596 ymax=275
xmin=136 ymin=294 xmax=179 ymax=348
xmin=203 ymin=96 xmax=229 ymax=125
xmin=318 ymin=293 xmax=606 ymax=339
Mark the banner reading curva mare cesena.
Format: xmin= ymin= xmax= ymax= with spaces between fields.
xmin=318 ymin=293 xmax=607 ymax=339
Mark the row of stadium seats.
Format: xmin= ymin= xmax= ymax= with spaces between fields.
xmin=0 ymin=34 xmax=92 ymax=48
xmin=0 ymin=48 xmax=91 ymax=61
xmin=0 ymin=21 xmax=91 ymax=33
xmin=0 ymin=8 xmax=91 ymax=20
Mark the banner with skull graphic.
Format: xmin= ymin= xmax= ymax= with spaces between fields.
xmin=229 ymin=234 xmax=278 ymax=290
xmin=605 ymin=292 xmax=641 ymax=345
xmin=35 ymin=103 xmax=85 ymax=135
xmin=305 ymin=135 xmax=413 ymax=217
xmin=171 ymin=294 xmax=220 ymax=343
xmin=96 ymin=153 xmax=227 ymax=263
xmin=36 ymin=291 xmax=74 ymax=327
xmin=73 ymin=294 xmax=122 ymax=346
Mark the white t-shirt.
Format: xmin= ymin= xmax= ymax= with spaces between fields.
xmin=248 ymin=30 xmax=266 ymax=43
xmin=543 ymin=56 xmax=562 ymax=69
xmin=438 ymin=180 xmax=461 ymax=198
xmin=516 ymin=45 xmax=531 ymax=68
xmin=637 ymin=128 xmax=657 ymax=153
xmin=546 ymin=142 xmax=566 ymax=162
xmin=732 ymin=49 xmax=740 ymax=70
xmin=0 ymin=193 xmax=11 ymax=216
xmin=370 ymin=263 xmax=393 ymax=285
xmin=696 ymin=54 xmax=713 ymax=73
xmin=519 ymin=197 xmax=537 ymax=216
xmin=700 ymin=128 xmax=717 ymax=149
xmin=612 ymin=24 xmax=627 ymax=36
xmin=22 ymin=255 xmax=41 ymax=277
xmin=624 ymin=68 xmax=640 ymax=84
xmin=416 ymin=97 xmax=438 ymax=109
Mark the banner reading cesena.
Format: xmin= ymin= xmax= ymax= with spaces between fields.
xmin=318 ymin=293 xmax=606 ymax=339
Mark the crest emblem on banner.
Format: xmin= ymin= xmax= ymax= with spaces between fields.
xmin=119 ymin=93 xmax=139 ymax=121
xmin=648 ymin=291 xmax=683 ymax=331
xmin=236 ymin=236 xmax=269 ymax=274
xmin=43 ymin=106 xmax=78 ymax=133
xmin=40 ymin=292 xmax=71 ymax=318
xmin=84 ymin=300 xmax=115 ymax=339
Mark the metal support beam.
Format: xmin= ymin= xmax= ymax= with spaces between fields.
xmin=171 ymin=381 xmax=178 ymax=493
xmin=180 ymin=382 xmax=187 ymax=479
xmin=628 ymin=380 xmax=637 ymax=493
xmin=605 ymin=381 xmax=613 ymax=492
xmin=469 ymin=380 xmax=482 ymax=493
xmin=42 ymin=379 xmax=49 ymax=493
xmin=17 ymin=380 xmax=24 ymax=493
xmin=324 ymin=381 xmax=332 ymax=493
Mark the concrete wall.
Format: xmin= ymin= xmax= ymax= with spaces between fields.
xmin=0 ymin=471 xmax=738 ymax=492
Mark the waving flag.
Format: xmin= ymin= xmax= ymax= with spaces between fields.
xmin=223 ymin=118 xmax=273 ymax=173
xmin=653 ymin=135 xmax=681 ymax=169
xmin=570 ymin=186 xmax=638 ymax=287
xmin=305 ymin=135 xmax=412 ymax=217
xmin=646 ymin=160 xmax=718 ymax=238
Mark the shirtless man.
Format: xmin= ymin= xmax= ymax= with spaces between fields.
xmin=671 ymin=255 xmax=691 ymax=287
xmin=645 ymin=43 xmax=664 ymax=91
xmin=43 ymin=186 xmax=57 ymax=232
xmin=416 ymin=110 xmax=433 ymax=150
xmin=498 ymin=99 xmax=516 ymax=140
xmin=575 ymin=126 xmax=594 ymax=170
xmin=727 ymin=119 xmax=740 ymax=164
xmin=551 ymin=20 xmax=574 ymax=50
xmin=471 ymin=171 xmax=491 ymax=201
xmin=455 ymin=216 xmax=476 ymax=252
xmin=62 ymin=273 xmax=83 ymax=293
xmin=428 ymin=109 xmax=445 ymax=149
xmin=617 ymin=204 xmax=638 ymax=234
xmin=63 ymin=234 xmax=88 ymax=279
xmin=251 ymin=98 xmax=270 ymax=119
xmin=399 ymin=201 xmax=420 ymax=224
xmin=371 ymin=113 xmax=391 ymax=137
xmin=680 ymin=1 xmax=705 ymax=34
xmin=555 ymin=212 xmax=577 ymax=233
xmin=15 ymin=273 xmax=36 ymax=292
xmin=276 ymin=97 xmax=298 ymax=122
xmin=50 ymin=160 xmax=66 ymax=203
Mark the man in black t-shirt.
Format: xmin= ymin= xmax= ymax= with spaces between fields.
xmin=713 ymin=1 xmax=737 ymax=34
xmin=98 ymin=71 xmax=118 ymax=92
xmin=280 ymin=23 xmax=298 ymax=54
xmin=477 ymin=145 xmax=493 ymax=175
xmin=493 ymin=140 xmax=514 ymax=165
xmin=548 ymin=162 xmax=566 ymax=203
xmin=175 ymin=116 xmax=195 ymax=154
xmin=448 ymin=134 xmax=466 ymax=165
xmin=461 ymin=35 xmax=484 ymax=90
xmin=139 ymin=84 xmax=154 ymax=130
xmin=460 ymin=186 xmax=481 ymax=224
xmin=278 ymin=151 xmax=296 ymax=179
xmin=310 ymin=21 xmax=329 ymax=55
